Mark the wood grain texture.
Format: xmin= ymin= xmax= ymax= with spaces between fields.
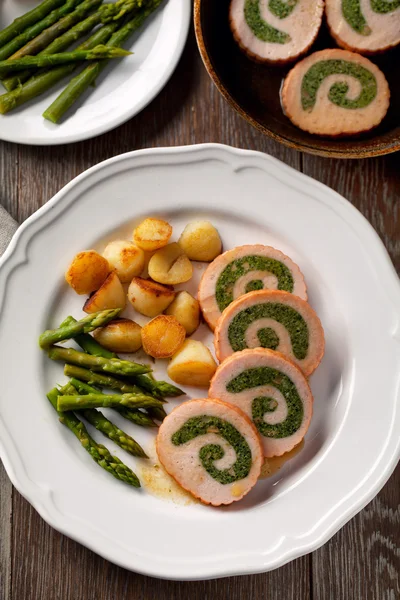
xmin=0 ymin=25 xmax=399 ymax=600
xmin=0 ymin=462 xmax=12 ymax=600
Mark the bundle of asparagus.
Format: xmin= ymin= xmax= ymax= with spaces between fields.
xmin=40 ymin=310 xmax=183 ymax=487
xmin=0 ymin=0 xmax=165 ymax=120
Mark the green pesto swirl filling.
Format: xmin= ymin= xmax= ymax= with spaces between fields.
xmin=227 ymin=303 xmax=309 ymax=359
xmin=342 ymin=0 xmax=400 ymax=35
xmin=244 ymin=0 xmax=291 ymax=44
xmin=215 ymin=255 xmax=294 ymax=313
xmin=301 ymin=60 xmax=377 ymax=111
xmin=226 ymin=367 xmax=303 ymax=438
xmin=171 ymin=415 xmax=252 ymax=484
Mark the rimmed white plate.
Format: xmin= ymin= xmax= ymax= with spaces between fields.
xmin=0 ymin=144 xmax=399 ymax=580
xmin=0 ymin=0 xmax=190 ymax=145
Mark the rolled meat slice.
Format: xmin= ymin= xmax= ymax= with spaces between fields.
xmin=209 ymin=349 xmax=313 ymax=457
xmin=156 ymin=398 xmax=263 ymax=505
xmin=229 ymin=0 xmax=324 ymax=64
xmin=326 ymin=0 xmax=400 ymax=54
xmin=214 ymin=289 xmax=324 ymax=376
xmin=198 ymin=244 xmax=307 ymax=331
xmin=281 ymin=49 xmax=390 ymax=136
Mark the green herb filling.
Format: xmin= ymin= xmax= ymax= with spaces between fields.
xmin=301 ymin=59 xmax=377 ymax=111
xmin=216 ymin=255 xmax=294 ymax=312
xmin=244 ymin=0 xmax=291 ymax=44
xmin=342 ymin=0 xmax=400 ymax=34
xmin=227 ymin=367 xmax=303 ymax=438
xmin=227 ymin=302 xmax=309 ymax=359
xmin=171 ymin=415 xmax=252 ymax=484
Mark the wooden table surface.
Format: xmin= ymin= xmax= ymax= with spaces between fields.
xmin=0 ymin=24 xmax=399 ymax=600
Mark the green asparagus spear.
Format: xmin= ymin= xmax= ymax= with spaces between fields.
xmin=64 ymin=364 xmax=154 ymax=396
xmin=102 ymin=0 xmax=146 ymax=22
xmin=2 ymin=1 xmax=135 ymax=92
xmin=47 ymin=387 xmax=140 ymax=486
xmin=12 ymin=0 xmax=103 ymax=61
xmin=0 ymin=0 xmax=85 ymax=62
xmin=43 ymin=0 xmax=163 ymax=123
xmin=146 ymin=405 xmax=167 ymax=422
xmin=48 ymin=346 xmax=151 ymax=376
xmin=132 ymin=374 xmax=183 ymax=399
xmin=60 ymin=316 xmax=117 ymax=358
xmin=0 ymin=20 xmax=120 ymax=114
xmin=57 ymin=393 xmax=163 ymax=412
xmin=39 ymin=309 xmax=121 ymax=348
xmin=59 ymin=382 xmax=147 ymax=457
xmin=112 ymin=406 xmax=157 ymax=427
xmin=69 ymin=377 xmax=157 ymax=428
xmin=0 ymin=46 xmax=131 ymax=75
xmin=0 ymin=0 xmax=67 ymax=49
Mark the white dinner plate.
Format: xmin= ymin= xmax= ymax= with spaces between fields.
xmin=0 ymin=0 xmax=190 ymax=145
xmin=0 ymin=144 xmax=399 ymax=580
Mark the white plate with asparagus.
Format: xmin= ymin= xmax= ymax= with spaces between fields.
xmin=0 ymin=144 xmax=399 ymax=580
xmin=0 ymin=0 xmax=190 ymax=144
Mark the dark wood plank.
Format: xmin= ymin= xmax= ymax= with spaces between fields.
xmin=0 ymin=462 xmax=12 ymax=600
xmin=302 ymin=153 xmax=400 ymax=599
xmin=0 ymin=141 xmax=18 ymax=221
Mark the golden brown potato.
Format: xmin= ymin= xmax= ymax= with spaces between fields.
xmin=127 ymin=277 xmax=175 ymax=317
xmin=148 ymin=243 xmax=193 ymax=285
xmin=83 ymin=271 xmax=126 ymax=313
xmin=165 ymin=291 xmax=200 ymax=335
xmin=102 ymin=240 xmax=145 ymax=283
xmin=93 ymin=319 xmax=142 ymax=353
xmin=179 ymin=221 xmax=222 ymax=262
xmin=141 ymin=315 xmax=186 ymax=359
xmin=167 ymin=340 xmax=217 ymax=387
xmin=65 ymin=250 xmax=109 ymax=295
xmin=133 ymin=218 xmax=172 ymax=252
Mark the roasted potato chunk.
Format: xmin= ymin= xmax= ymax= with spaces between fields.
xmin=179 ymin=221 xmax=222 ymax=262
xmin=103 ymin=240 xmax=145 ymax=283
xmin=148 ymin=243 xmax=193 ymax=285
xmin=141 ymin=315 xmax=185 ymax=359
xmin=93 ymin=319 xmax=142 ymax=353
xmin=167 ymin=340 xmax=217 ymax=387
xmin=165 ymin=291 xmax=200 ymax=335
xmin=83 ymin=271 xmax=126 ymax=313
xmin=127 ymin=277 xmax=175 ymax=317
xmin=133 ymin=218 xmax=172 ymax=252
xmin=65 ymin=250 xmax=109 ymax=295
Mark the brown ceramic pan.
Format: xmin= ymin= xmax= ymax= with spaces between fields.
xmin=194 ymin=0 xmax=400 ymax=159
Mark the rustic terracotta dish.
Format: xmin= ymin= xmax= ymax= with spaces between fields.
xmin=194 ymin=0 xmax=400 ymax=159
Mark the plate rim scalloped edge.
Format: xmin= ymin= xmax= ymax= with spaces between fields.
xmin=0 ymin=143 xmax=399 ymax=580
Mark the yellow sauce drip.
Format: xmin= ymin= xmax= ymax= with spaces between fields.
xmin=259 ymin=441 xmax=304 ymax=479
xmin=140 ymin=442 xmax=197 ymax=505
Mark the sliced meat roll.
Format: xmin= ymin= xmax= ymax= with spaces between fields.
xmin=156 ymin=398 xmax=263 ymax=505
xmin=199 ymin=244 xmax=307 ymax=331
xmin=229 ymin=0 xmax=324 ymax=64
xmin=214 ymin=289 xmax=324 ymax=376
xmin=281 ymin=49 xmax=390 ymax=136
xmin=209 ymin=349 xmax=313 ymax=457
xmin=326 ymin=0 xmax=400 ymax=54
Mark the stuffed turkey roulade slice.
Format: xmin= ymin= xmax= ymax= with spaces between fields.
xmin=326 ymin=0 xmax=400 ymax=54
xmin=156 ymin=398 xmax=263 ymax=505
xmin=214 ymin=289 xmax=324 ymax=376
xmin=199 ymin=244 xmax=307 ymax=331
xmin=281 ymin=49 xmax=390 ymax=136
xmin=209 ymin=349 xmax=313 ymax=457
xmin=229 ymin=0 xmax=324 ymax=64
